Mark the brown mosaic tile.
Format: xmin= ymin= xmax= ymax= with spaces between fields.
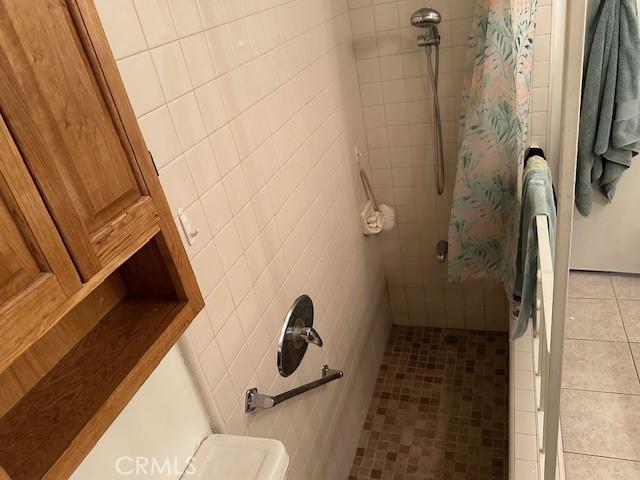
xmin=350 ymin=326 xmax=509 ymax=480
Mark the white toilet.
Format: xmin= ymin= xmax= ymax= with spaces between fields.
xmin=71 ymin=348 xmax=288 ymax=480
xmin=189 ymin=434 xmax=288 ymax=480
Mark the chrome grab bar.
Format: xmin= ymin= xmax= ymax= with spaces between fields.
xmin=245 ymin=365 xmax=343 ymax=413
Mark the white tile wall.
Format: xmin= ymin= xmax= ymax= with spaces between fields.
xmin=509 ymin=323 xmax=540 ymax=480
xmin=348 ymin=0 xmax=554 ymax=330
xmin=529 ymin=0 xmax=554 ymax=150
xmin=94 ymin=1 xmax=392 ymax=478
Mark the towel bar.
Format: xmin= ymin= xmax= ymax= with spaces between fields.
xmin=245 ymin=365 xmax=343 ymax=413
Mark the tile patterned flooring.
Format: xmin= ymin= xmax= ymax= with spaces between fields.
xmin=562 ymin=272 xmax=640 ymax=479
xmin=349 ymin=326 xmax=509 ymax=480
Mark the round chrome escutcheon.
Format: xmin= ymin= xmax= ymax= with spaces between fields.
xmin=277 ymin=295 xmax=314 ymax=377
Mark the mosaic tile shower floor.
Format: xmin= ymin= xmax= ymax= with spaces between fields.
xmin=349 ymin=326 xmax=509 ymax=480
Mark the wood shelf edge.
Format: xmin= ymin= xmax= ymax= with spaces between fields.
xmin=0 ymin=221 xmax=161 ymax=375
xmin=43 ymin=302 xmax=196 ymax=479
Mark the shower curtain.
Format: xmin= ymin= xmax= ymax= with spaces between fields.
xmin=448 ymin=0 xmax=537 ymax=291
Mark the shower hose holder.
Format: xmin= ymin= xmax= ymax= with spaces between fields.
xmin=417 ymin=29 xmax=440 ymax=47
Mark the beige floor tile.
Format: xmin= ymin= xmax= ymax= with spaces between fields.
xmin=612 ymin=275 xmax=640 ymax=300
xmin=564 ymin=453 xmax=640 ymax=480
xmin=565 ymin=298 xmax=626 ymax=341
xmin=619 ymin=300 xmax=640 ymax=342
xmin=561 ymin=389 xmax=640 ymax=460
xmin=569 ymin=271 xmax=615 ymax=299
xmin=562 ymin=340 xmax=640 ymax=394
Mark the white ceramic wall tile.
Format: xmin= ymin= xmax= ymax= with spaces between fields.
xmin=214 ymin=220 xmax=244 ymax=272
xmin=200 ymin=180 xmax=233 ymax=236
xmin=158 ymin=155 xmax=198 ymax=213
xmin=180 ymin=33 xmax=216 ymax=86
xmin=373 ymin=3 xmax=399 ymax=31
xmin=227 ymin=20 xmax=253 ymax=66
xmin=186 ymin=309 xmax=214 ymax=355
xmin=222 ymin=164 xmax=251 ymax=214
xmin=198 ymin=337 xmax=226 ymax=387
xmin=195 ymin=80 xmax=229 ymax=134
xmin=229 ymin=112 xmax=257 ymax=160
xmin=94 ymin=0 xmax=147 ymax=60
xmin=184 ymin=138 xmax=221 ymax=195
xmin=168 ymin=0 xmax=202 ymax=37
xmin=532 ymin=61 xmax=550 ymax=88
xmin=216 ymin=314 xmax=245 ymax=370
xmin=168 ymin=92 xmax=207 ymax=149
xmin=117 ymin=52 xmax=165 ymax=117
xmin=225 ymin=255 xmax=253 ymax=304
xmin=195 ymin=0 xmax=224 ymax=29
xmin=205 ymin=26 xmax=237 ymax=75
xmin=357 ymin=58 xmax=382 ymax=83
xmin=138 ymin=106 xmax=182 ymax=169
xmin=515 ymin=433 xmax=538 ymax=461
xmin=97 ymin=3 xmax=393 ymax=479
xmin=234 ymin=203 xmax=260 ymax=250
xmin=151 ymin=41 xmax=192 ymax=101
xmin=514 ymin=459 xmax=538 ymax=480
xmin=220 ymin=0 xmax=243 ymax=23
xmin=361 ymin=83 xmax=384 ymax=105
xmin=350 ymin=7 xmax=375 ymax=35
xmin=191 ymin=240 xmax=225 ymax=297
xmin=535 ymin=6 xmax=553 ymax=35
xmin=133 ymin=0 xmax=178 ymax=48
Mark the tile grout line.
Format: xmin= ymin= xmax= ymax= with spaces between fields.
xmin=562 ymin=449 xmax=640 ymax=464
xmin=561 ymin=386 xmax=640 ymax=397
xmin=608 ymin=273 xmax=640 ymax=386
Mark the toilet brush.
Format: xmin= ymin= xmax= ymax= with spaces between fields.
xmin=359 ymin=166 xmax=396 ymax=231
xmin=378 ymin=203 xmax=396 ymax=231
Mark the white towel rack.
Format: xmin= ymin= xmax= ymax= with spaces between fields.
xmin=530 ymin=215 xmax=564 ymax=480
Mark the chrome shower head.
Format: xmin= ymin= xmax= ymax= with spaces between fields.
xmin=410 ymin=7 xmax=442 ymax=28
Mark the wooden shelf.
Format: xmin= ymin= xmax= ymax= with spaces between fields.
xmin=0 ymin=235 xmax=197 ymax=480
xmin=0 ymin=297 xmax=191 ymax=480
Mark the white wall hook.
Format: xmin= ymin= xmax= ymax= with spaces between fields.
xmin=177 ymin=208 xmax=199 ymax=245
xmin=354 ymin=145 xmax=363 ymax=163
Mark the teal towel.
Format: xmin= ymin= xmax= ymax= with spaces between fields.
xmin=513 ymin=157 xmax=556 ymax=340
xmin=576 ymin=0 xmax=640 ymax=216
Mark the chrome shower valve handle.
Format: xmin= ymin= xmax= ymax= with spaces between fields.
xmin=299 ymin=326 xmax=323 ymax=347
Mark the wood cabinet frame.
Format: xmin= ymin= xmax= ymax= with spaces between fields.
xmin=0 ymin=1 xmax=204 ymax=478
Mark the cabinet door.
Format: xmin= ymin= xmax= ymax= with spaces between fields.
xmin=0 ymin=115 xmax=81 ymax=373
xmin=0 ymin=0 xmax=163 ymax=281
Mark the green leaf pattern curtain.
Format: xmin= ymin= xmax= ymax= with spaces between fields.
xmin=448 ymin=0 xmax=537 ymax=291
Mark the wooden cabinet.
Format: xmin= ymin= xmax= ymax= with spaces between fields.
xmin=0 ymin=117 xmax=81 ymax=375
xmin=0 ymin=1 xmax=204 ymax=479
xmin=0 ymin=0 xmax=164 ymax=281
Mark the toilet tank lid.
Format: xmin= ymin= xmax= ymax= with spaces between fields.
xmin=188 ymin=434 xmax=289 ymax=480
